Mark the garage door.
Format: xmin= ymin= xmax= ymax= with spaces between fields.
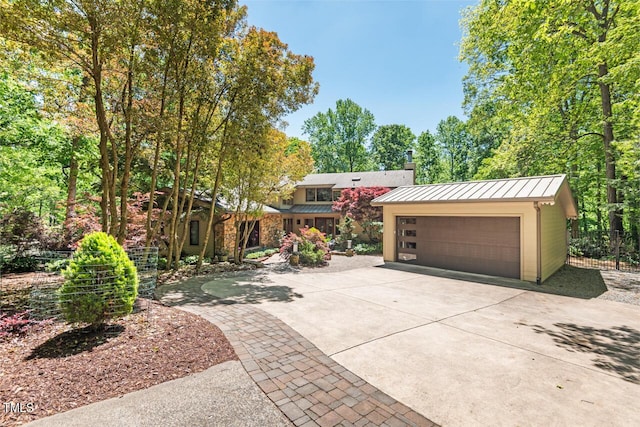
xmin=397 ymin=216 xmax=520 ymax=279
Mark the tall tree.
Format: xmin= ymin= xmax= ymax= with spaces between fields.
xmin=461 ymin=0 xmax=640 ymax=237
xmin=370 ymin=124 xmax=415 ymax=171
xmin=414 ymin=130 xmax=443 ymax=184
xmin=435 ymin=116 xmax=471 ymax=182
xmin=303 ymin=98 xmax=376 ymax=172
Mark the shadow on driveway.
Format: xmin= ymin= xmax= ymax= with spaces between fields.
xmin=518 ymin=322 xmax=640 ymax=384
xmin=155 ymin=270 xmax=303 ymax=307
xmin=379 ymin=263 xmax=607 ymax=299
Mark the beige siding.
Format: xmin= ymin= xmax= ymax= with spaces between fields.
xmin=381 ymin=202 xmax=539 ymax=281
xmin=181 ymin=212 xmax=214 ymax=256
xmin=540 ymin=203 xmax=568 ymax=281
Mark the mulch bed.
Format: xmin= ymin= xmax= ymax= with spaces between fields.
xmin=0 ymin=301 xmax=237 ymax=426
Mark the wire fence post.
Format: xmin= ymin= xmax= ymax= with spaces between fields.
xmin=615 ymin=230 xmax=621 ymax=271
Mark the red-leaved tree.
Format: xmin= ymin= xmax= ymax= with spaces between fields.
xmin=332 ymin=186 xmax=390 ymax=242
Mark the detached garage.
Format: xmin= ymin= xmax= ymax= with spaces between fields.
xmin=372 ymin=174 xmax=578 ymax=283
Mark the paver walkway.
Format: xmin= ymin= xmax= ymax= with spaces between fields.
xmin=187 ymin=303 xmax=437 ymax=427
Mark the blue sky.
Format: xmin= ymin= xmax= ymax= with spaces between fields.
xmin=242 ymin=0 xmax=478 ymax=140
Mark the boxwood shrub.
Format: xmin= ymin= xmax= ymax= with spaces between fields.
xmin=58 ymin=232 xmax=138 ymax=327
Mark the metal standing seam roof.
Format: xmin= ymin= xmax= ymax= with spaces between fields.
xmin=372 ymin=175 xmax=568 ymax=204
xmin=285 ymin=204 xmax=336 ymax=214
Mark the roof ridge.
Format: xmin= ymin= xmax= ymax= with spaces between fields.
xmin=395 ymin=174 xmax=566 ymax=189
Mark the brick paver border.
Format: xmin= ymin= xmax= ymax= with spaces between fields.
xmin=195 ymin=304 xmax=438 ymax=427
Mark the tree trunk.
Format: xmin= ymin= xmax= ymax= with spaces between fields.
xmin=88 ymin=14 xmax=112 ymax=234
xmin=598 ymin=62 xmax=622 ymax=239
xmin=197 ymin=151 xmax=225 ymax=270
xmin=63 ymin=136 xmax=80 ymax=246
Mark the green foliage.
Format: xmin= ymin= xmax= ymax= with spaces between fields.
xmin=58 ymin=232 xmax=138 ymax=326
xmin=0 ymin=74 xmax=79 ymax=220
xmin=336 ymin=216 xmax=356 ymax=248
xmin=45 ymin=258 xmax=70 ymax=273
xmin=415 ymin=131 xmax=443 ymax=184
xmin=279 ymin=227 xmax=329 ymax=266
xmin=303 ymin=99 xmax=376 ymax=172
xmin=370 ymin=124 xmax=415 ymax=171
xmin=0 ymin=207 xmax=61 ymax=272
xmin=353 ymin=242 xmax=382 ymax=255
xmin=436 ymin=116 xmax=471 ymax=182
xmin=460 ymin=0 xmax=640 ymax=236
xmin=1 ymin=255 xmax=37 ymax=273
xmin=298 ymin=241 xmax=326 ymax=266
xmin=245 ymin=248 xmax=278 ymax=259
xmin=0 ymin=245 xmax=14 ymax=272
xmin=183 ymin=255 xmax=200 ymax=266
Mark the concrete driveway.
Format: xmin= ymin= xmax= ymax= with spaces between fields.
xmin=157 ymin=257 xmax=640 ymax=427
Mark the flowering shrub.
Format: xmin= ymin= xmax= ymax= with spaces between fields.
xmin=279 ymin=227 xmax=329 ymax=266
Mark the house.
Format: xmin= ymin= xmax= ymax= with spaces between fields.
xmin=372 ymin=174 xmax=578 ymax=283
xmin=175 ymin=164 xmax=416 ymax=258
xmin=273 ymin=168 xmax=415 ymax=238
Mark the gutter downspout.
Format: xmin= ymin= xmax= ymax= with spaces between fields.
xmin=534 ymin=202 xmax=542 ymax=286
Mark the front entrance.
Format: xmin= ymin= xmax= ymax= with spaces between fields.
xmin=240 ymin=221 xmax=260 ymax=248
xmin=315 ymin=217 xmax=336 ymax=236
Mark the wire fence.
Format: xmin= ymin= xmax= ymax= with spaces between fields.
xmin=1 ymin=248 xmax=158 ymax=321
xmin=566 ymin=231 xmax=640 ymax=273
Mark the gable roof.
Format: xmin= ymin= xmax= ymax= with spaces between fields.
xmin=296 ymin=170 xmax=414 ymax=189
xmin=372 ymin=174 xmax=578 ymax=218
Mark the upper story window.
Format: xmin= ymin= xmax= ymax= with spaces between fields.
xmin=317 ymin=188 xmax=332 ymax=201
xmin=332 ymin=190 xmax=342 ymax=201
xmin=306 ymin=188 xmax=316 ymax=202
xmin=305 ymin=188 xmax=333 ymax=202
xmin=282 ymin=198 xmax=293 ymax=206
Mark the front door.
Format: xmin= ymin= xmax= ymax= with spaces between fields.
xmin=315 ymin=217 xmax=335 ymax=236
xmin=240 ymin=221 xmax=260 ymax=248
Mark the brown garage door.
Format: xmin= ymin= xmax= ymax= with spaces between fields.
xmin=397 ymin=216 xmax=521 ymax=279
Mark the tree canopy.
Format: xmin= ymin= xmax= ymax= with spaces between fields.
xmin=460 ymin=0 xmax=640 ymax=237
xmin=370 ymin=124 xmax=416 ymax=171
xmin=303 ymin=98 xmax=376 ymax=172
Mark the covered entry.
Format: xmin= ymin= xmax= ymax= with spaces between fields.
xmin=397 ymin=216 xmax=521 ymax=279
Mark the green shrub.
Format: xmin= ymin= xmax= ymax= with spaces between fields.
xmin=58 ymin=232 xmax=138 ymax=327
xmin=45 ymin=258 xmax=70 ymax=273
xmin=353 ymin=242 xmax=382 ymax=255
xmin=1 ymin=254 xmax=38 ymax=273
xmin=298 ymin=241 xmax=326 ymax=266
xmin=245 ymin=248 xmax=278 ymax=259
xmin=183 ymin=255 xmax=199 ymax=265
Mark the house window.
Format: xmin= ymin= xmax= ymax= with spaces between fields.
xmin=283 ymin=198 xmax=293 ymax=206
xmin=306 ymin=188 xmax=315 ymax=202
xmin=189 ymin=220 xmax=199 ymax=246
xmin=317 ymin=188 xmax=332 ymax=202
xmin=305 ymin=188 xmax=334 ymax=202
xmin=332 ymin=190 xmax=342 ymax=201
xmin=304 ymin=218 xmax=314 ymax=228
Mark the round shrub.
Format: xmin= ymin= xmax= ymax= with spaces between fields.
xmin=58 ymin=232 xmax=138 ymax=326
